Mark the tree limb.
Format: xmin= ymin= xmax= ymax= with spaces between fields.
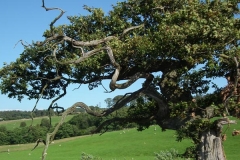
xmin=42 ymin=0 xmax=65 ymax=35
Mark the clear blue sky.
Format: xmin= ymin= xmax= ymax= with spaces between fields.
xmin=0 ymin=0 xmax=227 ymax=111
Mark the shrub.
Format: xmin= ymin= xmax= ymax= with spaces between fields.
xmin=20 ymin=121 xmax=27 ymax=127
xmin=80 ymin=152 xmax=102 ymax=160
xmin=40 ymin=118 xmax=51 ymax=128
xmin=155 ymin=148 xmax=181 ymax=160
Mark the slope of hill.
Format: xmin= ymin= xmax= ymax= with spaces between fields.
xmin=0 ymin=120 xmax=240 ymax=160
xmin=0 ymin=126 xmax=191 ymax=160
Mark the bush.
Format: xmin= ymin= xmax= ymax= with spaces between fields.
xmin=40 ymin=118 xmax=51 ymax=128
xmin=155 ymin=148 xmax=181 ymax=160
xmin=80 ymin=152 xmax=102 ymax=160
xmin=20 ymin=121 xmax=27 ymax=127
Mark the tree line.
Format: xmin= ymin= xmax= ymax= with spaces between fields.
xmin=0 ymin=109 xmax=55 ymax=121
xmin=0 ymin=101 xmax=139 ymax=146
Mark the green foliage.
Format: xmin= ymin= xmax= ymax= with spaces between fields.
xmin=104 ymin=98 xmax=113 ymax=108
xmin=0 ymin=115 xmax=75 ymax=145
xmin=55 ymin=122 xmax=77 ymax=139
xmin=176 ymin=118 xmax=212 ymax=143
xmin=1 ymin=0 xmax=239 ymax=103
xmin=0 ymin=131 xmax=9 ymax=145
xmin=181 ymin=146 xmax=196 ymax=159
xmin=127 ymin=97 xmax=158 ymax=131
xmin=169 ymin=101 xmax=192 ymax=118
xmin=40 ymin=118 xmax=51 ymax=128
xmin=68 ymin=113 xmax=101 ymax=130
xmin=0 ymin=110 xmax=32 ymax=120
xmin=80 ymin=152 xmax=102 ymax=160
xmin=19 ymin=121 xmax=26 ymax=127
xmin=154 ymin=148 xmax=181 ymax=160
xmin=0 ymin=110 xmax=55 ymax=121
xmin=0 ymin=126 xmax=7 ymax=132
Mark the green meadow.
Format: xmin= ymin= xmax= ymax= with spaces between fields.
xmin=0 ymin=126 xmax=191 ymax=160
xmin=0 ymin=118 xmax=240 ymax=160
xmin=0 ymin=115 xmax=74 ymax=130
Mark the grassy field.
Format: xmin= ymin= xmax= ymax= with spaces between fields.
xmin=0 ymin=118 xmax=240 ymax=160
xmin=0 ymin=115 xmax=74 ymax=130
xmin=0 ymin=126 xmax=192 ymax=160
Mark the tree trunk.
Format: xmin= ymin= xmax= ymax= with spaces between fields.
xmin=198 ymin=130 xmax=226 ymax=160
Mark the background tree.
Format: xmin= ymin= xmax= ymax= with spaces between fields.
xmin=104 ymin=98 xmax=113 ymax=108
xmin=40 ymin=118 xmax=51 ymax=128
xmin=0 ymin=131 xmax=8 ymax=145
xmin=19 ymin=121 xmax=27 ymax=128
xmin=0 ymin=0 xmax=240 ymax=159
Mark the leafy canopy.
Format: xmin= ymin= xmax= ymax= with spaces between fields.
xmin=1 ymin=0 xmax=240 ymax=159
xmin=0 ymin=0 xmax=239 ymax=124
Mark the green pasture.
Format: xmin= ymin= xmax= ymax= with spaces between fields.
xmin=0 ymin=115 xmax=74 ymax=130
xmin=0 ymin=126 xmax=192 ymax=160
xmin=0 ymin=119 xmax=240 ymax=160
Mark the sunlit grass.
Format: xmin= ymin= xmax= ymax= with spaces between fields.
xmin=0 ymin=126 xmax=191 ymax=160
xmin=0 ymin=118 xmax=240 ymax=160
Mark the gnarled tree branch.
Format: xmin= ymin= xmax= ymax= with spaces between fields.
xmin=41 ymin=0 xmax=65 ymax=35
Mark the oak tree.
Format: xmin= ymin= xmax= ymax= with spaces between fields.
xmin=0 ymin=0 xmax=240 ymax=159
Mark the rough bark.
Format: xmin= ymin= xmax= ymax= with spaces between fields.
xmin=198 ymin=130 xmax=226 ymax=160
xmin=197 ymin=118 xmax=236 ymax=160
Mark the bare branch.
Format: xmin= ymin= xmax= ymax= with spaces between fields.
xmin=41 ymin=74 xmax=159 ymax=159
xmin=36 ymin=24 xmax=143 ymax=47
xmin=41 ymin=0 xmax=66 ymax=35
xmin=219 ymin=54 xmax=230 ymax=59
xmin=14 ymin=40 xmax=31 ymax=48
xmin=121 ymin=24 xmax=144 ymax=37
xmin=102 ymin=88 xmax=145 ymax=116
xmin=36 ymin=34 xmax=116 ymax=47
xmin=100 ymin=81 xmax=111 ymax=93
xmin=72 ymin=84 xmax=81 ymax=91
xmin=32 ymin=138 xmax=46 ymax=151
xmin=29 ymin=83 xmax=49 ymax=131
xmin=106 ymin=47 xmax=150 ymax=91
xmin=217 ymin=117 xmax=237 ymax=125
xmin=42 ymin=87 xmax=146 ymax=158
xmin=143 ymin=88 xmax=168 ymax=119
xmin=55 ymin=47 xmax=108 ymax=64
xmin=71 ymin=39 xmax=85 ymax=56
xmin=93 ymin=116 xmax=155 ymax=134
xmin=47 ymin=81 xmax=69 ymax=126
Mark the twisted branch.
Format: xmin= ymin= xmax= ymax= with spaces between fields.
xmin=47 ymin=81 xmax=69 ymax=126
xmin=37 ymin=1 xmax=145 ymax=159
xmin=41 ymin=0 xmax=65 ymax=35
xmin=41 ymin=74 xmax=154 ymax=159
